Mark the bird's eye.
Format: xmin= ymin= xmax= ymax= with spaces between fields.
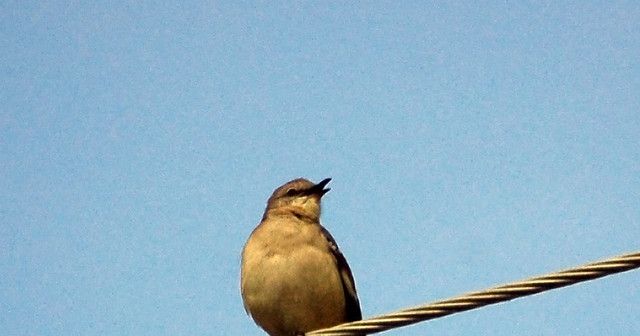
xmin=285 ymin=188 xmax=297 ymax=196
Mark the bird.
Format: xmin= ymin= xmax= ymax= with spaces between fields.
xmin=241 ymin=177 xmax=362 ymax=336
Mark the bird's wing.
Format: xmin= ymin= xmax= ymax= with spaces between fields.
xmin=319 ymin=226 xmax=362 ymax=322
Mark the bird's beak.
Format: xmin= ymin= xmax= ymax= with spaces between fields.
xmin=308 ymin=177 xmax=332 ymax=197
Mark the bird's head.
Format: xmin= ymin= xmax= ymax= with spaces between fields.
xmin=264 ymin=177 xmax=331 ymax=221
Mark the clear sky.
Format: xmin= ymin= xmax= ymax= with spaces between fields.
xmin=1 ymin=2 xmax=639 ymax=335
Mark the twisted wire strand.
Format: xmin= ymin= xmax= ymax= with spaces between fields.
xmin=307 ymin=251 xmax=640 ymax=335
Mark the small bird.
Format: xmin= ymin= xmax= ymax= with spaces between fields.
xmin=241 ymin=178 xmax=362 ymax=336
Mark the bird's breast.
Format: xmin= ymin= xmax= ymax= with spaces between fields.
xmin=241 ymin=221 xmax=346 ymax=335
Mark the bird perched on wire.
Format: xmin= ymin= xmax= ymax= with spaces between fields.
xmin=241 ymin=177 xmax=362 ymax=336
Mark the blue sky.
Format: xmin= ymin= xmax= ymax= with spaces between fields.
xmin=1 ymin=2 xmax=639 ymax=335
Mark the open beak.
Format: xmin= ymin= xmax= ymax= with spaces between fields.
xmin=308 ymin=177 xmax=331 ymax=197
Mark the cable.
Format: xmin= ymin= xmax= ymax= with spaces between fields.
xmin=306 ymin=251 xmax=640 ymax=335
